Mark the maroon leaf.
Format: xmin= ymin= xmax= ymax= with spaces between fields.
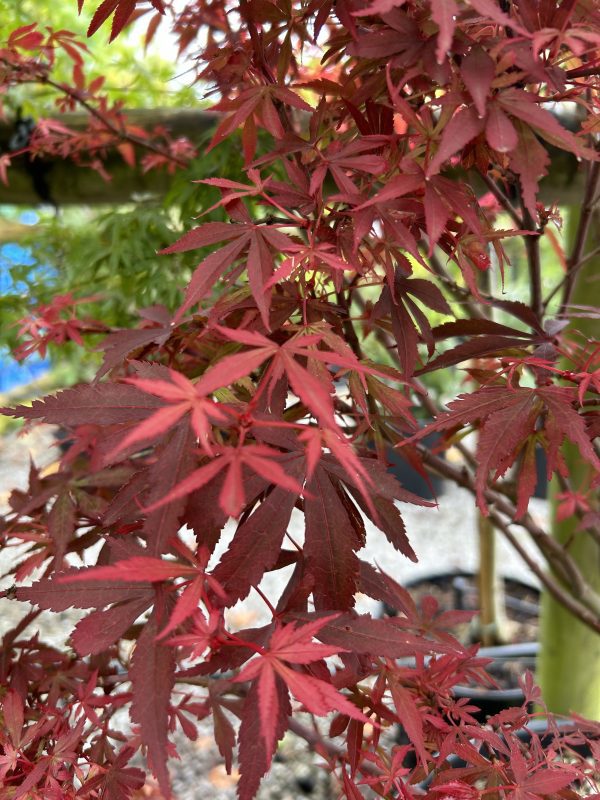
xmin=141 ymin=422 xmax=196 ymax=555
xmin=96 ymin=326 xmax=171 ymax=379
xmin=237 ymin=677 xmax=291 ymax=800
xmin=213 ymin=485 xmax=298 ymax=604
xmin=427 ymin=106 xmax=485 ymax=176
xmin=47 ymin=489 xmax=76 ymax=566
xmin=430 ymin=0 xmax=458 ymax=64
xmin=313 ymin=613 xmax=452 ymax=657
xmin=129 ymin=606 xmax=177 ymax=798
xmin=17 ymin=570 xmax=146 ymax=611
xmin=304 ymin=468 xmax=362 ymax=610
xmin=500 ymin=89 xmax=598 ymax=159
xmin=349 ymin=490 xmax=417 ymax=562
xmin=540 ymin=386 xmax=600 ymax=474
xmin=485 ymin=104 xmax=518 ymax=153
xmin=461 ymin=46 xmax=495 ymax=118
xmin=509 ymin=122 xmax=551 ymax=217
xmin=2 ymin=383 xmax=163 ymax=425
xmin=71 ymin=595 xmax=153 ymax=655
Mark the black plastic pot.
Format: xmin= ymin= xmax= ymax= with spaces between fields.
xmin=383 ymin=444 xmax=445 ymax=500
xmin=386 ymin=571 xmax=540 ymax=723
xmin=452 ymin=641 xmax=539 ymax=721
xmin=380 ymin=421 xmax=447 ymax=500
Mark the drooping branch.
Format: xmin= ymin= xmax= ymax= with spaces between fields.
xmin=0 ymin=107 xmax=216 ymax=205
xmin=417 ymin=447 xmax=600 ymax=629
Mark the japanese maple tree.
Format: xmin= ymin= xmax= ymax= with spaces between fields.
xmin=1 ymin=0 xmax=600 ymax=798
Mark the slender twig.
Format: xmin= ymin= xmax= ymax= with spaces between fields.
xmin=559 ymin=161 xmax=600 ymax=315
xmin=416 ymin=448 xmax=600 ymax=622
xmin=42 ymin=77 xmax=190 ymax=168
xmin=288 ymin=718 xmax=384 ymax=779
xmin=2 ymin=57 xmax=190 ymax=169
xmin=565 ymin=63 xmax=600 ymax=80
xmin=480 ymin=173 xmax=523 ymax=228
xmin=336 ymin=289 xmax=366 ymax=361
xmin=487 ymin=508 xmax=600 ymax=635
xmin=544 ymin=243 xmax=600 ymax=310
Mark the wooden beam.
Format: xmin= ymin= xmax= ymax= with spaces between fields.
xmin=0 ymin=108 xmax=216 ymax=206
xmin=0 ymin=220 xmax=33 ymax=242
xmin=0 ymin=107 xmax=585 ymax=207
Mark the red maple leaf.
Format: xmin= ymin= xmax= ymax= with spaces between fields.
xmin=57 ymin=543 xmax=226 ymax=635
xmin=408 ymin=383 xmax=600 ymax=516
xmin=77 ymin=746 xmax=146 ymax=799
xmin=86 ymin=0 xmax=165 ymax=42
xmin=144 ymin=442 xmax=303 ymax=518
xmin=107 ymin=369 xmax=229 ymax=458
xmin=234 ymin=616 xmax=369 ymax=756
xmin=208 ymin=84 xmax=312 ymax=161
xmin=160 ymin=220 xmax=296 ymax=326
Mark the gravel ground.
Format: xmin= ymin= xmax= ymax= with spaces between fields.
xmin=0 ymin=424 xmax=549 ymax=799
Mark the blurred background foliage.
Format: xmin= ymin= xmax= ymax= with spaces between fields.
xmin=0 ymin=0 xmax=245 ymax=420
xmin=0 ymin=0 xmax=200 ymax=112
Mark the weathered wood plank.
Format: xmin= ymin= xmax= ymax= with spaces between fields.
xmin=0 ymin=109 xmax=216 ymax=206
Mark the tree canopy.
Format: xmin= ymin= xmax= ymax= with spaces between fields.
xmin=1 ymin=1 xmax=600 ymax=798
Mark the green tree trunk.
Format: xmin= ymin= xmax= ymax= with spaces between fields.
xmin=536 ymin=205 xmax=600 ymax=718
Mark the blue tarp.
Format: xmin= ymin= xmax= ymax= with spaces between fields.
xmin=1 ymin=235 xmax=51 ymax=393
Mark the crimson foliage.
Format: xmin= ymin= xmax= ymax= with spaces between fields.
xmin=1 ymin=1 xmax=600 ymax=798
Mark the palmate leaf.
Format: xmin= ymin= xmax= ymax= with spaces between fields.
xmin=374 ymin=275 xmax=452 ymax=377
xmin=160 ymin=221 xmax=295 ymax=327
xmin=85 ymin=0 xmax=165 ymax=41
xmin=310 ymin=613 xmax=456 ymax=658
xmin=212 ymin=484 xmax=299 ymax=603
xmin=17 ymin=568 xmax=148 ymax=611
xmin=430 ymin=0 xmax=459 ymax=65
xmin=427 ymin=106 xmax=485 ymax=177
xmin=304 ymin=466 xmax=364 ymax=610
xmin=408 ymin=384 xmax=600 ymax=514
xmin=237 ymin=678 xmax=290 ymax=800
xmin=1 ymin=383 xmax=163 ymax=425
xmin=129 ymin=605 xmax=176 ymax=799
xmin=96 ymin=325 xmax=172 ymax=379
xmin=498 ymin=89 xmax=599 ymax=161
xmin=71 ymin=594 xmax=154 ymax=655
xmin=416 ymin=318 xmax=539 ymax=374
xmin=142 ymin=422 xmax=197 ymax=555
xmin=144 ymin=442 xmax=303 ymax=520
xmin=76 ymin=746 xmax=146 ymax=800
xmin=460 ymin=45 xmax=495 ymax=118
xmin=47 ymin=489 xmax=76 ymax=567
xmin=323 ymin=455 xmax=431 ymax=560
xmin=234 ymin=616 xmax=368 ymax=797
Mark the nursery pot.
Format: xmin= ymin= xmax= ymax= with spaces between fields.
xmin=376 ymin=421 xmax=446 ymax=500
xmin=383 ymin=442 xmax=445 ymax=501
xmin=452 ymin=641 xmax=539 ymax=719
xmin=387 ymin=571 xmax=540 ymax=722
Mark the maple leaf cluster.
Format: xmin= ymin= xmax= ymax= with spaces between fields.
xmin=1 ymin=0 xmax=600 ymax=797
